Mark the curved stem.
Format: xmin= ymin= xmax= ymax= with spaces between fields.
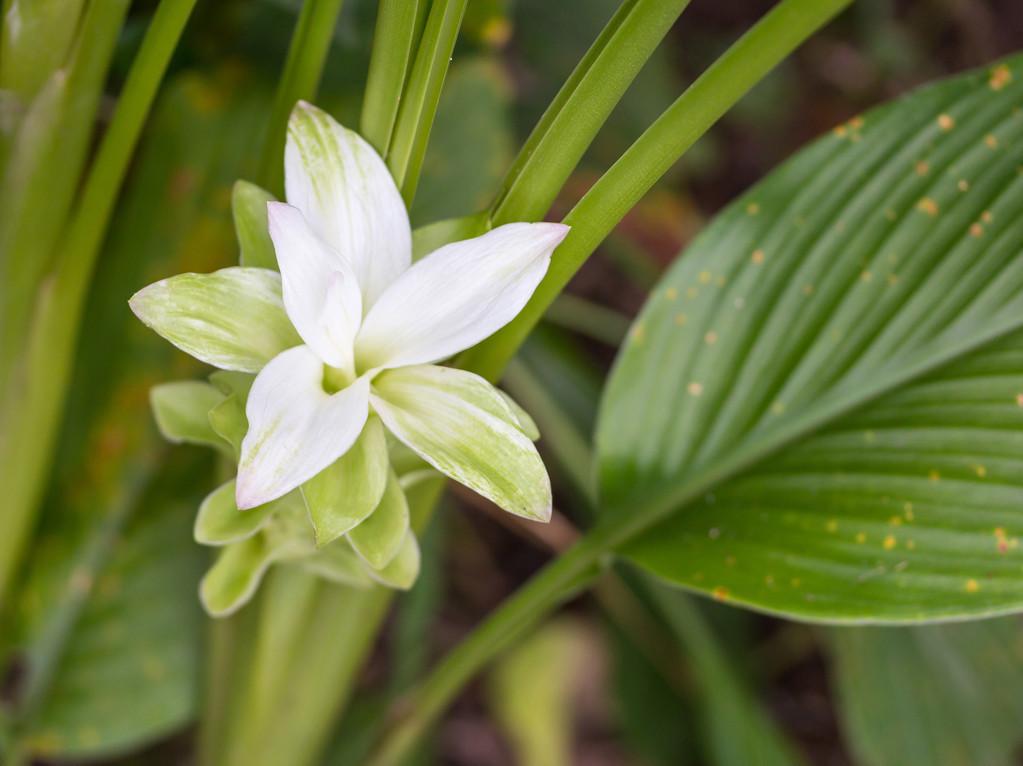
xmin=255 ymin=0 xmax=346 ymax=195
xmin=459 ymin=0 xmax=854 ymax=381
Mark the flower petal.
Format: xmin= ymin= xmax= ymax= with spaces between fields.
xmin=301 ymin=415 xmax=389 ymax=546
xmin=237 ymin=346 xmax=370 ymax=509
xmin=194 ymin=479 xmax=276 ymax=546
xmin=371 ymin=365 xmax=552 ymax=522
xmin=285 ymin=101 xmax=411 ymax=306
xmin=348 ymin=468 xmax=409 ymax=569
xmin=356 ymin=223 xmax=569 ymax=370
xmin=363 ymin=531 xmax=420 ymax=590
xmin=267 ymin=201 xmax=362 ymax=371
xmin=129 ymin=267 xmax=302 ymax=372
xmin=199 ymin=536 xmax=274 ymax=617
xmin=150 ymin=381 xmax=229 ymax=453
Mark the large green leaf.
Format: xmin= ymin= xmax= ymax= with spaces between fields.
xmin=596 ymin=55 xmax=1023 ymax=621
xmin=830 ymin=619 xmax=1023 ymax=765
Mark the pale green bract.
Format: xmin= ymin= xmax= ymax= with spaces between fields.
xmin=130 ymin=101 xmax=566 ymax=614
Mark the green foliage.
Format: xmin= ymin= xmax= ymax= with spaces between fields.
xmin=597 ymin=54 xmax=1023 ymax=622
xmin=831 ymin=620 xmax=1023 ymax=765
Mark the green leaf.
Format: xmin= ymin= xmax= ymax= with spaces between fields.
xmin=18 ymin=462 xmax=205 ymax=761
xmin=194 ymin=479 xmax=276 ymax=546
xmin=348 ymin=469 xmax=410 ymax=569
xmin=498 ymin=389 xmax=540 ymax=441
xmin=129 ymin=266 xmax=301 ymax=373
xmin=208 ymin=371 xmax=255 ymax=458
xmin=596 ymin=55 xmax=1023 ymax=621
xmin=200 ymin=535 xmax=275 ymax=618
xmin=372 ymin=364 xmax=552 ymax=522
xmin=302 ymin=416 xmax=389 ymax=546
xmin=365 ymin=531 xmax=421 ymax=590
xmin=233 ymin=180 xmax=278 ymax=270
xmin=830 ymin=620 xmax=1023 ymax=765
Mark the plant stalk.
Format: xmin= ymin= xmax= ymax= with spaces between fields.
xmin=255 ymin=0 xmax=346 ymax=196
xmin=460 ymin=0 xmax=854 ymax=381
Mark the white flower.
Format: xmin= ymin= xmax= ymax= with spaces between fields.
xmin=130 ymin=101 xmax=567 ymax=533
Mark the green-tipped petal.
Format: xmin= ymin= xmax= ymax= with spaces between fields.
xmin=364 ymin=531 xmax=420 ymax=590
xmin=301 ymin=415 xmax=388 ymax=546
xmin=129 ymin=266 xmax=302 ymax=372
xmin=150 ymin=381 xmax=228 ymax=452
xmin=233 ymin=180 xmax=278 ymax=269
xmin=194 ymin=480 xmax=276 ymax=546
xmin=348 ymin=469 xmax=409 ymax=569
xmin=372 ymin=365 xmax=552 ymax=521
xmin=199 ymin=536 xmax=274 ymax=617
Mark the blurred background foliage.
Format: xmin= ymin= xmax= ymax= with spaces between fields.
xmin=2 ymin=0 xmax=1022 ymax=764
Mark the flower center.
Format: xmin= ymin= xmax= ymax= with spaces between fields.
xmin=322 ymin=364 xmax=354 ymax=394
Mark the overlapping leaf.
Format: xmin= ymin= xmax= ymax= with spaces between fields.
xmin=597 ymin=56 xmax=1023 ymax=621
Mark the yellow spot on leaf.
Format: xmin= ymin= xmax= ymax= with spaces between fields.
xmin=860 ymin=270 xmax=873 ymax=283
xmin=674 ymin=313 xmax=688 ymax=326
xmin=746 ymin=202 xmax=760 ymax=215
xmin=826 ymin=519 xmax=839 ymax=533
xmin=989 ymin=63 xmax=1012 ymax=91
xmin=937 ymin=113 xmax=955 ymax=131
xmin=665 ymin=286 xmax=678 ymax=300
xmin=914 ymin=160 xmax=930 ymax=176
xmin=699 ymin=270 xmax=712 ymax=285
xmin=770 ymin=400 xmax=785 ymax=415
xmin=856 ymin=532 xmax=867 ymax=544
xmin=704 ymin=330 xmax=718 ymax=345
xmin=974 ymin=465 xmax=987 ymax=478
xmin=958 ymin=179 xmax=970 ymax=192
xmin=883 ymin=535 xmax=897 ymax=550
xmin=982 ymin=210 xmax=993 ymax=223
xmin=802 ymin=284 xmax=814 ymax=295
xmin=985 ymin=133 xmax=999 ymax=149
xmin=712 ymin=586 xmax=730 ymax=601
xmin=630 ymin=324 xmax=645 ymax=343
xmin=751 ymin=249 xmax=765 ymax=265
xmin=970 ymin=223 xmax=984 ymax=238
xmin=917 ymin=198 xmax=939 ymax=216
xmin=687 ymin=382 xmax=703 ymax=397
xmin=928 ymin=469 xmax=941 ymax=482
xmin=965 ymin=578 xmax=980 ymax=593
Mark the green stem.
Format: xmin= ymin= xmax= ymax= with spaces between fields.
xmin=491 ymin=0 xmax=691 ymax=225
xmin=459 ymin=0 xmax=853 ymax=381
xmin=0 ymin=0 xmax=198 ymax=610
xmin=360 ymin=0 xmax=428 ymax=155
xmin=367 ymin=2 xmax=854 ymax=761
xmin=544 ymin=293 xmax=630 ymax=347
xmin=255 ymin=0 xmax=346 ymax=195
xmin=386 ymin=0 xmax=467 ymax=203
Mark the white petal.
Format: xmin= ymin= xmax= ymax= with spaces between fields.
xmin=371 ymin=365 xmax=552 ymax=521
xmin=356 ymin=223 xmax=569 ymax=370
xmin=237 ymin=346 xmax=370 ymax=509
xmin=129 ymin=267 xmax=301 ymax=372
xmin=267 ymin=202 xmax=362 ymax=371
xmin=285 ymin=101 xmax=411 ymax=306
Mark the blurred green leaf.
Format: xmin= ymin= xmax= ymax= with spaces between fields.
xmin=410 ymin=57 xmax=514 ymax=226
xmin=150 ymin=380 xmax=229 ymax=453
xmin=3 ymin=65 xmax=270 ymax=759
xmin=488 ymin=619 xmax=585 ymax=766
xmin=597 ymin=54 xmax=1023 ymax=621
xmin=831 ymin=620 xmax=1023 ymax=766
xmin=233 ymin=180 xmax=279 ymax=269
xmin=348 ymin=470 xmax=411 ymax=570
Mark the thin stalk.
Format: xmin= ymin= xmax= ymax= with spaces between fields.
xmin=255 ymin=0 xmax=346 ymax=195
xmin=360 ymin=0 xmax=428 ymax=155
xmin=367 ymin=2 xmax=854 ymax=761
xmin=459 ymin=0 xmax=853 ymax=381
xmin=386 ymin=0 xmax=467 ymax=202
xmin=0 ymin=0 xmax=198 ymax=608
xmin=491 ymin=0 xmax=691 ymax=225
xmin=544 ymin=293 xmax=631 ymax=347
